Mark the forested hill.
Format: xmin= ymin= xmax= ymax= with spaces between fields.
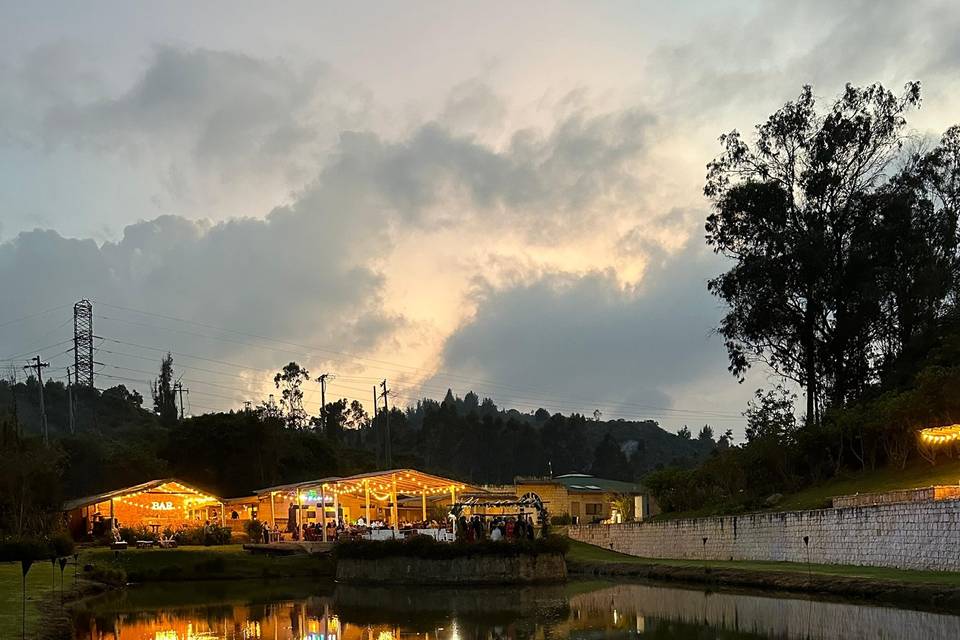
xmin=0 ymin=379 xmax=717 ymax=499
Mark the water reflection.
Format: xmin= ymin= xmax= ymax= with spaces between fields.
xmin=73 ymin=580 xmax=960 ymax=640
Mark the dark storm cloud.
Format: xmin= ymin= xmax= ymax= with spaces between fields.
xmin=430 ymin=242 xmax=742 ymax=422
xmin=313 ymin=107 xmax=656 ymax=236
xmin=0 ymin=206 xmax=393 ymax=383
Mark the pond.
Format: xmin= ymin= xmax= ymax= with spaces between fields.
xmin=72 ymin=579 xmax=960 ymax=640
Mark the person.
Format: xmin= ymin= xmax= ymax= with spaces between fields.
xmin=261 ymin=521 xmax=270 ymax=544
xmin=505 ymin=517 xmax=515 ymax=539
xmin=490 ymin=524 xmax=503 ymax=542
xmin=515 ymin=517 xmax=526 ymax=540
xmin=526 ymin=516 xmax=535 ymax=540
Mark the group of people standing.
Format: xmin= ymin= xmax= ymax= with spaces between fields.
xmin=456 ymin=514 xmax=536 ymax=543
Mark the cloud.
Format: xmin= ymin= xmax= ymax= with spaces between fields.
xmin=426 ymin=241 xmax=754 ymax=431
xmin=0 ymin=202 xmax=394 ymax=403
xmin=5 ymin=46 xmax=376 ymax=223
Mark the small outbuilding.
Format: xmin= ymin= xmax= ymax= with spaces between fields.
xmin=63 ymin=478 xmax=225 ymax=539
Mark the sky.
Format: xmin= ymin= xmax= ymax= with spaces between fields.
xmin=1 ymin=0 xmax=959 ymax=438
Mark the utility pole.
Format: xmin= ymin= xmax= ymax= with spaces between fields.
xmin=24 ymin=355 xmax=49 ymax=445
xmin=316 ymin=373 xmax=330 ymax=431
xmin=373 ymin=385 xmax=380 ymax=467
xmin=380 ymin=379 xmax=391 ymax=468
xmin=66 ymin=367 xmax=75 ymax=434
xmin=174 ymin=381 xmax=188 ymax=421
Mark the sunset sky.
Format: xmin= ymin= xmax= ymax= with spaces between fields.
xmin=2 ymin=0 xmax=959 ymax=437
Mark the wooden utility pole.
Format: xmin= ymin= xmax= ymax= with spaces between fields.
xmin=24 ymin=355 xmax=49 ymax=445
xmin=373 ymin=385 xmax=380 ymax=466
xmin=380 ymin=379 xmax=391 ymax=468
xmin=66 ymin=367 xmax=75 ymax=434
xmin=174 ymin=381 xmax=188 ymax=421
xmin=316 ymin=373 xmax=330 ymax=431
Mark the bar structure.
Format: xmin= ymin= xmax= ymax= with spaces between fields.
xmin=63 ymin=478 xmax=224 ymax=539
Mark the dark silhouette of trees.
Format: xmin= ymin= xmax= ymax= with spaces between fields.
xmin=151 ymin=353 xmax=177 ymax=426
xmin=273 ymin=362 xmax=310 ymax=429
xmin=705 ymin=82 xmax=928 ymax=423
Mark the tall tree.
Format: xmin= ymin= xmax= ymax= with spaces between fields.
xmin=273 ymin=362 xmax=310 ymax=429
xmin=705 ymin=82 xmax=923 ymax=423
xmin=151 ymin=353 xmax=178 ymax=427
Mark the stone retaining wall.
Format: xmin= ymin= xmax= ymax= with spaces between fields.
xmin=832 ymin=485 xmax=960 ymax=508
xmin=336 ymin=553 xmax=567 ymax=584
xmin=568 ymin=499 xmax=960 ymax=571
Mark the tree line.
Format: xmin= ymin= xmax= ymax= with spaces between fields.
xmin=646 ymin=81 xmax=960 ymax=514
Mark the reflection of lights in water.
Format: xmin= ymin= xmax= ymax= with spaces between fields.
xmin=612 ymin=609 xmax=618 ymax=625
xmin=377 ymin=631 xmax=395 ymax=640
xmin=450 ymin=620 xmax=460 ymax=640
xmin=241 ymin=621 xmax=262 ymax=638
xmin=636 ymin=616 xmax=645 ymax=634
xmin=154 ymin=632 xmax=177 ymax=640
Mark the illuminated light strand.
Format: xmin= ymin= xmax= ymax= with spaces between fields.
xmin=920 ymin=424 xmax=960 ymax=445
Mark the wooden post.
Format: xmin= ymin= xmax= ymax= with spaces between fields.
xmin=421 ymin=487 xmax=427 ymax=522
xmin=391 ymin=475 xmax=399 ymax=533
xmin=296 ymin=488 xmax=303 ymax=537
xmin=269 ymin=492 xmax=276 ymax=528
xmin=333 ymin=489 xmax=340 ymax=527
xmin=219 ymin=502 xmax=225 ymax=527
xmin=109 ymin=499 xmax=114 ymax=521
xmin=364 ymin=481 xmax=371 ymax=524
xmin=320 ymin=485 xmax=327 ymax=542
xmin=450 ymin=485 xmax=456 ymax=506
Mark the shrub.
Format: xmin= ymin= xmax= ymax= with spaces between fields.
xmin=0 ymin=534 xmax=76 ymax=561
xmin=550 ymin=514 xmax=572 ymax=526
xmin=244 ymin=519 xmax=265 ymax=541
xmin=174 ymin=525 xmax=232 ymax=546
xmin=118 ymin=526 xmax=157 ymax=544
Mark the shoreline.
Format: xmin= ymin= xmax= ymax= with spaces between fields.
xmin=567 ymin=559 xmax=960 ymax=611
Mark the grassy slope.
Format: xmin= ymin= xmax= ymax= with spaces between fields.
xmin=777 ymin=458 xmax=960 ymax=511
xmin=653 ymin=459 xmax=960 ymax=520
xmin=566 ymin=539 xmax=960 ymax=585
xmin=0 ymin=560 xmax=77 ymax=639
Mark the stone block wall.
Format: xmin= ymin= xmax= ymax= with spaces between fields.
xmin=568 ymin=499 xmax=960 ymax=571
xmin=831 ymin=485 xmax=960 ymax=509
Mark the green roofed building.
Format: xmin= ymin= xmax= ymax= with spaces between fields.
xmin=513 ymin=473 xmax=659 ymax=524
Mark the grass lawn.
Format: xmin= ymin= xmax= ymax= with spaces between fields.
xmin=566 ymin=539 xmax=960 ymax=586
xmin=0 ymin=559 xmax=78 ymax=639
xmin=777 ymin=458 xmax=960 ymax=511
xmin=82 ymin=544 xmax=334 ymax=582
xmin=652 ymin=459 xmax=960 ymax=520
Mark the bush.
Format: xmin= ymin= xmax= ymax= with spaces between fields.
xmin=174 ymin=525 xmax=232 ymax=546
xmin=118 ymin=526 xmax=157 ymax=544
xmin=244 ymin=519 xmax=265 ymax=541
xmin=0 ymin=534 xmax=76 ymax=561
xmin=550 ymin=514 xmax=572 ymax=526
xmin=333 ymin=534 xmax=569 ymax=560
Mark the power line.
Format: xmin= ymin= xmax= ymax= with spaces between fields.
xmin=89 ymin=301 xmax=743 ymax=418
xmin=0 ymin=304 xmax=72 ymax=330
xmin=94 ymin=313 xmax=742 ymax=420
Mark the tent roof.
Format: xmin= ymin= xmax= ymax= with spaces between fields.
xmin=63 ymin=478 xmax=221 ymax=511
xmin=255 ymin=469 xmax=476 ymax=498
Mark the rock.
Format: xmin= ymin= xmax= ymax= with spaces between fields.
xmin=765 ymin=493 xmax=784 ymax=506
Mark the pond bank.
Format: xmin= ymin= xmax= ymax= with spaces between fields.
xmin=566 ymin=540 xmax=960 ymax=610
